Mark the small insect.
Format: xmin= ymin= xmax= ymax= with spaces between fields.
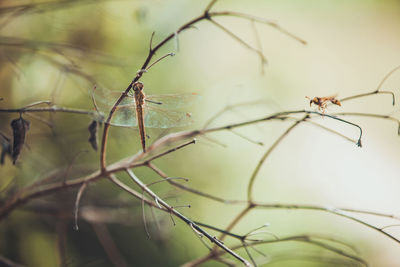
xmin=306 ymin=95 xmax=341 ymax=112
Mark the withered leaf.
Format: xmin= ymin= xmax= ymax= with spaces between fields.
xmin=0 ymin=133 xmax=11 ymax=165
xmin=88 ymin=120 xmax=100 ymax=151
xmin=10 ymin=117 xmax=30 ymax=164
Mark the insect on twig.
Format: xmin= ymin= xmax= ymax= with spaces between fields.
xmin=306 ymin=95 xmax=341 ymax=113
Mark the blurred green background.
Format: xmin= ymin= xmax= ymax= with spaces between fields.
xmin=1 ymin=0 xmax=400 ymax=266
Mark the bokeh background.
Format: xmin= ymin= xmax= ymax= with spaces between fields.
xmin=1 ymin=0 xmax=400 ymax=266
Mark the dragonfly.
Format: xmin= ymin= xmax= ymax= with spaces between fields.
xmin=91 ymin=82 xmax=198 ymax=152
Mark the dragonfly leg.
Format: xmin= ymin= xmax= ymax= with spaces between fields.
xmin=145 ymin=99 xmax=162 ymax=105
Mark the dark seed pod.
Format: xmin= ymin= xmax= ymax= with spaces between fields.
xmin=10 ymin=117 xmax=30 ymax=164
xmin=88 ymin=120 xmax=99 ymax=151
xmin=0 ymin=133 xmax=12 ymax=165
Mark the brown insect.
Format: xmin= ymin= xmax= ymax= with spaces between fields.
xmin=306 ymin=95 xmax=341 ymax=112
xmin=92 ymin=82 xmax=198 ymax=152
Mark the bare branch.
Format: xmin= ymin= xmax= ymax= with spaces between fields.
xmin=340 ymin=90 xmax=395 ymax=106
xmin=209 ymin=18 xmax=267 ymax=65
xmin=253 ymin=202 xmax=400 ymax=244
xmin=146 ymin=52 xmax=175 ymax=71
xmin=149 ymin=31 xmax=155 ymax=51
xmin=92 ymin=223 xmax=128 ymax=267
xmin=190 ymin=222 xmax=367 ymax=266
xmin=74 ymin=182 xmax=88 ymax=231
xmin=248 ymin=118 xmax=305 ymax=201
xmin=0 ymin=105 xmax=95 ymax=116
xmin=375 ymin=65 xmax=400 ymax=92
xmin=205 ymin=0 xmax=218 ymax=12
xmin=147 ymin=162 xmax=243 ymax=204
xmin=125 ymin=169 xmax=252 ymax=266
xmin=209 ymin=11 xmax=307 ymax=45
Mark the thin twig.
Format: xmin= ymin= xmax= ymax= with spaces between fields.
xmin=375 ymin=65 xmax=400 ymax=92
xmin=250 ymin=20 xmax=265 ymax=74
xmin=146 ymin=177 xmax=189 ymax=187
xmin=74 ymin=182 xmax=88 ymax=231
xmin=381 ymin=224 xmax=400 ymax=230
xmin=229 ymin=129 xmax=264 ymax=146
xmin=0 ymin=105 xmax=95 ymax=115
xmin=24 ymin=112 xmax=53 ymax=128
xmin=141 ymin=188 xmax=152 ymax=239
xmin=131 ymin=139 xmax=196 ymax=165
xmin=92 ymin=223 xmax=127 ymax=267
xmin=186 ymin=224 xmax=367 ymax=267
xmin=209 ymin=11 xmax=307 ymax=45
xmin=340 ymin=91 xmax=395 ymax=106
xmin=205 ymin=0 xmax=218 ymax=12
xmin=147 ymin=162 xmax=243 ymax=204
xmin=243 ymin=242 xmax=257 ymax=267
xmin=64 ymin=150 xmax=88 ymax=184
xmin=149 ymin=31 xmax=155 ymax=51
xmin=146 ymin=52 xmax=175 ymax=71
xmin=209 ymin=18 xmax=267 ymax=65
xmin=125 ymin=169 xmax=252 ymax=267
xmin=247 ymin=118 xmax=305 ymax=201
xmin=253 ymin=202 xmax=400 ymax=244
xmin=339 ymin=65 xmax=400 ymax=106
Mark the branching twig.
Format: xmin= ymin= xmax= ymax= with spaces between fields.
xmin=1 ymin=2 xmax=399 ymax=266
xmin=0 ymin=105 xmax=95 ymax=115
xmin=247 ymin=118 xmax=305 ymax=202
xmin=125 ymin=169 xmax=252 ymax=266
xmin=340 ymin=64 xmax=400 ymax=105
xmin=99 ymin=3 xmax=305 ymax=171
xmin=209 ymin=11 xmax=307 ymax=45
xmin=188 ymin=222 xmax=367 ymax=267
xmin=208 ymin=18 xmax=267 ymax=65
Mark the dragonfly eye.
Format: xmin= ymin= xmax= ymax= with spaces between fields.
xmin=133 ymin=82 xmax=144 ymax=92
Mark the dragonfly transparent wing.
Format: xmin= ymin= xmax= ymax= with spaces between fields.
xmin=143 ymin=105 xmax=193 ymax=128
xmin=111 ymin=103 xmax=138 ymax=127
xmin=92 ymin=86 xmax=138 ymax=127
xmin=92 ymin=86 xmax=197 ymax=128
xmin=145 ymin=93 xmax=200 ymax=109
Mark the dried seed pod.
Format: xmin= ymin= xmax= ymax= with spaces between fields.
xmin=0 ymin=133 xmax=11 ymax=165
xmin=88 ymin=120 xmax=99 ymax=151
xmin=10 ymin=117 xmax=30 ymax=164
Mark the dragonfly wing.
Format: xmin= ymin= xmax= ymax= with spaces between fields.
xmin=92 ymin=86 xmax=138 ymax=127
xmin=143 ymin=106 xmax=194 ymax=128
xmin=110 ymin=104 xmax=138 ymax=127
xmin=145 ymin=93 xmax=200 ymax=109
xmin=90 ymin=88 xmax=197 ymax=128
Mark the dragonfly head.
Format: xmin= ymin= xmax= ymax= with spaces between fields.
xmin=133 ymin=82 xmax=144 ymax=92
